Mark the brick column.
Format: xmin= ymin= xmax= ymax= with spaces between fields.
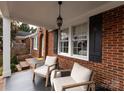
xmin=29 ymin=38 xmax=33 ymax=54
xmin=38 ymin=31 xmax=42 ymax=58
xmin=43 ymin=28 xmax=48 ymax=59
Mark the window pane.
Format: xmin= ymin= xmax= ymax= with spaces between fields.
xmin=72 ymin=23 xmax=88 ymax=56
xmin=59 ymin=28 xmax=69 ymax=53
xmin=64 ymin=47 xmax=68 ymax=53
xmin=33 ymin=35 xmax=38 ymax=49
xmin=73 ymin=48 xmax=78 ymax=55
xmin=78 ymin=40 xmax=87 ymax=56
xmin=60 ymin=29 xmax=69 ymax=40
xmin=64 ymin=42 xmax=68 ymax=48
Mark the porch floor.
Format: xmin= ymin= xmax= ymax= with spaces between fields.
xmin=4 ymin=69 xmax=110 ymax=91
xmin=5 ymin=70 xmax=51 ymax=91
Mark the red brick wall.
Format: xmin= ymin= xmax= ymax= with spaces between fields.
xmin=31 ymin=36 xmax=39 ymax=57
xmin=47 ymin=31 xmax=56 ymax=56
xmin=32 ymin=50 xmax=39 ymax=57
xmin=43 ymin=29 xmax=48 ymax=58
xmin=25 ymin=38 xmax=30 ymax=51
xmin=47 ymin=5 xmax=124 ymax=90
xmin=31 ymin=28 xmax=48 ymax=58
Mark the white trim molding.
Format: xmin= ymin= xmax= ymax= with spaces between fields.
xmin=58 ymin=21 xmax=89 ymax=61
xmin=33 ymin=35 xmax=38 ymax=50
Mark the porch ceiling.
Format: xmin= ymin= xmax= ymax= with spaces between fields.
xmin=6 ymin=1 xmax=109 ymax=29
xmin=0 ymin=1 xmax=123 ymax=29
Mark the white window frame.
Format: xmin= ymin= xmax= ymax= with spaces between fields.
xmin=58 ymin=28 xmax=69 ymax=55
xmin=33 ymin=35 xmax=38 ymax=50
xmin=58 ymin=21 xmax=89 ymax=61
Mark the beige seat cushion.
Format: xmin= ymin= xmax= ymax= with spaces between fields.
xmin=53 ymin=76 xmax=85 ymax=91
xmin=53 ymin=63 xmax=92 ymax=91
xmin=71 ymin=63 xmax=92 ymax=83
xmin=45 ymin=56 xmax=57 ymax=66
xmin=71 ymin=63 xmax=92 ymax=90
xmin=34 ymin=65 xmax=53 ymax=77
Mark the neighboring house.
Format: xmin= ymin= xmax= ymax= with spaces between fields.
xmin=33 ymin=5 xmax=124 ymax=90
xmin=13 ymin=28 xmax=47 ymax=59
xmin=15 ymin=31 xmax=32 ymax=52
xmin=30 ymin=28 xmax=48 ymax=58
xmin=12 ymin=31 xmax=37 ymax=60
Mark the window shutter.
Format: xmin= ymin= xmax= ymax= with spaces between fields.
xmin=54 ymin=29 xmax=58 ymax=54
xmin=89 ymin=14 xmax=102 ymax=62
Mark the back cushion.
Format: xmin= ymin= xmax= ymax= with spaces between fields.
xmin=71 ymin=63 xmax=92 ymax=83
xmin=45 ymin=56 xmax=57 ymax=66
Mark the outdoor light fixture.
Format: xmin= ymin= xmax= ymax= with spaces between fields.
xmin=56 ymin=1 xmax=63 ymax=30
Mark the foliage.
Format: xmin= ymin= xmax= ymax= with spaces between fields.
xmin=0 ymin=54 xmax=2 ymax=67
xmin=19 ymin=23 xmax=37 ymax=33
xmin=11 ymin=63 xmax=17 ymax=73
xmin=0 ymin=54 xmax=2 ymax=76
xmin=11 ymin=21 xmax=20 ymax=41
xmin=11 ymin=21 xmax=37 ymax=41
xmin=11 ymin=55 xmax=19 ymax=65
xmin=0 ymin=67 xmax=2 ymax=76
xmin=11 ymin=55 xmax=18 ymax=73
xmin=0 ymin=37 xmax=3 ymax=50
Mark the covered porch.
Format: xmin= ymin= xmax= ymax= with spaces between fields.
xmin=0 ymin=1 xmax=124 ymax=91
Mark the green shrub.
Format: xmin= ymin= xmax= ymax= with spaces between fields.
xmin=0 ymin=67 xmax=2 ymax=76
xmin=11 ymin=63 xmax=17 ymax=73
xmin=11 ymin=55 xmax=19 ymax=65
xmin=0 ymin=54 xmax=3 ymax=67
xmin=11 ymin=55 xmax=18 ymax=73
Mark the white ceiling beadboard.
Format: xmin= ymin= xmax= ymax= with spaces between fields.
xmin=7 ymin=1 xmax=108 ymax=29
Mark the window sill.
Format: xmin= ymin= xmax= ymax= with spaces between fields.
xmin=33 ymin=48 xmax=38 ymax=50
xmin=58 ymin=53 xmax=89 ymax=61
xmin=58 ymin=52 xmax=69 ymax=56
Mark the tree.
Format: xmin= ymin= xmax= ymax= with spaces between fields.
xmin=10 ymin=21 xmax=37 ymax=41
xmin=19 ymin=23 xmax=37 ymax=33
xmin=11 ymin=20 xmax=20 ymax=41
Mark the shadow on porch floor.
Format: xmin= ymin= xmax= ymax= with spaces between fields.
xmin=5 ymin=70 xmax=51 ymax=91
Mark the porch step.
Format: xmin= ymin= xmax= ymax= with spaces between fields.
xmin=17 ymin=54 xmax=32 ymax=61
xmin=16 ymin=64 xmax=22 ymax=71
xmin=19 ymin=61 xmax=30 ymax=70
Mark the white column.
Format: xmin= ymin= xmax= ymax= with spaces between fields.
xmin=2 ymin=16 xmax=11 ymax=77
xmin=68 ymin=26 xmax=72 ymax=56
